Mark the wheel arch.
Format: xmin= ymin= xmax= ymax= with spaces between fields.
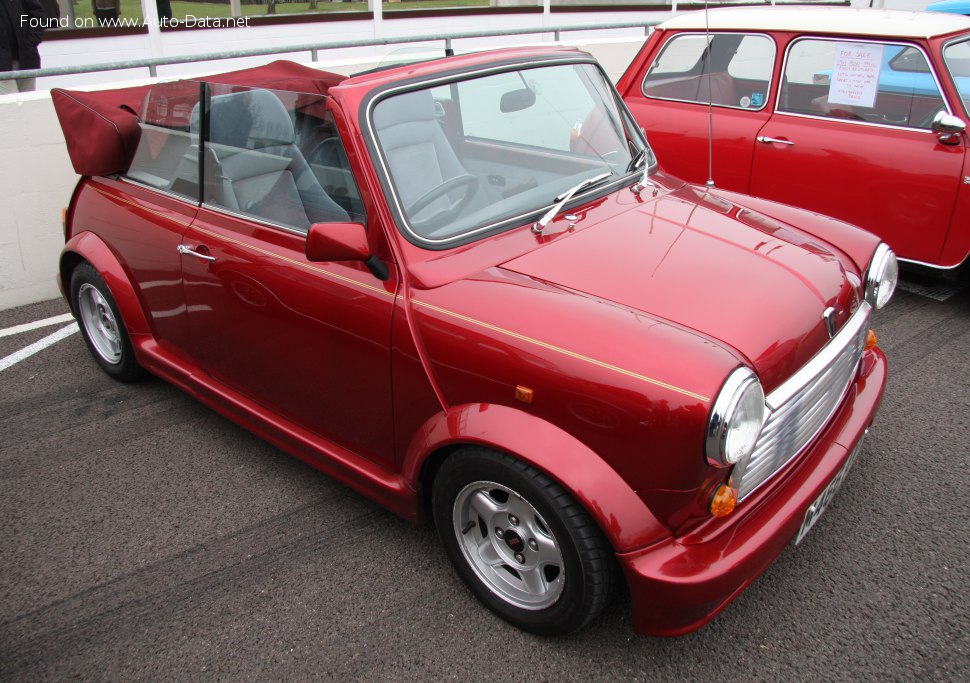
xmin=60 ymin=231 xmax=151 ymax=336
xmin=405 ymin=403 xmax=671 ymax=554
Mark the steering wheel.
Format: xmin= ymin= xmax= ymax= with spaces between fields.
xmin=405 ymin=174 xmax=479 ymax=231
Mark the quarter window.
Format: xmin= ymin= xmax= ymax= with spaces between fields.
xmin=779 ymin=39 xmax=946 ymax=129
xmin=642 ymin=33 xmax=775 ymax=110
xmin=126 ymin=81 xmax=202 ymax=199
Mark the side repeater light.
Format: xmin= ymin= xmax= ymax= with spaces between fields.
xmin=865 ymin=329 xmax=878 ymax=351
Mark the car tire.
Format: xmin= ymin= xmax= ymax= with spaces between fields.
xmin=432 ymin=447 xmax=616 ymax=635
xmin=70 ymin=262 xmax=145 ymax=382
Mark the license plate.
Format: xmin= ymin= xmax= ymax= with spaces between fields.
xmin=795 ymin=439 xmax=863 ymax=545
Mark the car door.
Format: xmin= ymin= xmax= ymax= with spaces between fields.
xmin=177 ymin=85 xmax=399 ymax=469
xmin=750 ymin=38 xmax=965 ymax=265
xmin=104 ymin=81 xmax=204 ymax=351
xmin=624 ymin=31 xmax=777 ymax=192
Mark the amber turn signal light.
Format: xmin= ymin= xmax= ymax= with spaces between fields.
xmin=514 ymin=385 xmax=534 ymax=404
xmin=709 ymin=484 xmax=738 ymax=518
xmin=865 ymin=329 xmax=878 ymax=351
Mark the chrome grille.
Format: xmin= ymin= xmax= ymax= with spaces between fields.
xmin=734 ymin=303 xmax=871 ymax=501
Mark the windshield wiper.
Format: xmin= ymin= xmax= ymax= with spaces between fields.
xmin=532 ymin=172 xmax=613 ymax=234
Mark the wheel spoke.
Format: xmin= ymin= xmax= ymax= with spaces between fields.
xmin=519 ymin=566 xmax=547 ymax=596
xmin=468 ymin=489 xmax=503 ymax=520
xmin=532 ymin=533 xmax=561 ymax=568
xmin=476 ymin=538 xmax=504 ymax=567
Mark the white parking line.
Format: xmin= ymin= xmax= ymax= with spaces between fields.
xmin=0 ymin=324 xmax=79 ymax=373
xmin=0 ymin=313 xmax=76 ymax=338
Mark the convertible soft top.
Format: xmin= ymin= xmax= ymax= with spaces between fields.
xmin=52 ymin=60 xmax=346 ymax=177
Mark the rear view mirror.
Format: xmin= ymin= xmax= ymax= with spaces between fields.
xmin=306 ymin=222 xmax=389 ymax=281
xmin=931 ymin=110 xmax=966 ymax=145
xmin=500 ymin=87 xmax=536 ymax=113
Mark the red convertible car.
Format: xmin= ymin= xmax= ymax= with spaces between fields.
xmin=52 ymin=48 xmax=894 ymax=636
xmin=618 ymin=7 xmax=970 ymax=272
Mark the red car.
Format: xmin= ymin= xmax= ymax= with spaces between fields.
xmin=52 ymin=48 xmax=894 ymax=636
xmin=618 ymin=6 xmax=970 ymax=272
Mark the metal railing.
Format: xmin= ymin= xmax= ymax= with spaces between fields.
xmin=0 ymin=21 xmax=660 ymax=82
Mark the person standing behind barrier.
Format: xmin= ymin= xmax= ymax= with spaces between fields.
xmin=92 ymin=0 xmax=121 ymax=27
xmin=0 ymin=0 xmax=46 ymax=95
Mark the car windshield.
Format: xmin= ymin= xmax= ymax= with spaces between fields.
xmin=370 ymin=62 xmax=653 ymax=246
xmin=943 ymin=36 xmax=970 ymax=116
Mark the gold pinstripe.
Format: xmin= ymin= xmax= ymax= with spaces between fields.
xmin=411 ymin=300 xmax=710 ymax=403
xmin=89 ymin=184 xmax=707 ymax=403
xmin=190 ymin=225 xmax=395 ymax=299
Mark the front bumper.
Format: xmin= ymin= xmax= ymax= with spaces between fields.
xmin=618 ymin=346 xmax=887 ymax=636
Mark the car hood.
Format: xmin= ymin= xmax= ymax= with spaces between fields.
xmin=500 ymin=184 xmax=861 ymax=392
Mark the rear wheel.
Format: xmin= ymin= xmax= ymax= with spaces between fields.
xmin=432 ymin=447 xmax=616 ymax=635
xmin=70 ymin=262 xmax=144 ymax=382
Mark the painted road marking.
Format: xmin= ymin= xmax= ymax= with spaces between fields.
xmin=0 ymin=313 xmax=75 ymax=338
xmin=0 ymin=323 xmax=79 ymax=373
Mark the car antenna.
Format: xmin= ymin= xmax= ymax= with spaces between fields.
xmin=704 ymin=0 xmax=715 ymax=190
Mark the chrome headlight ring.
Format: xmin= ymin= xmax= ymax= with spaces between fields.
xmin=864 ymin=243 xmax=898 ymax=310
xmin=706 ymin=367 xmax=767 ymax=468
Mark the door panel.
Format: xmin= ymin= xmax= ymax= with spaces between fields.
xmin=179 ymin=211 xmax=398 ymax=469
xmin=626 ymin=97 xmax=770 ymax=192
xmin=750 ymin=114 xmax=965 ymax=264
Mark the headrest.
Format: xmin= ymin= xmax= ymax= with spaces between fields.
xmin=190 ymin=89 xmax=295 ymax=148
xmin=372 ymin=88 xmax=436 ymax=131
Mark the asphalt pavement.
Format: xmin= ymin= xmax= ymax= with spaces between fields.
xmin=0 ymin=279 xmax=967 ymax=681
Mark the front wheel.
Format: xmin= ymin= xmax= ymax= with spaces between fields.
xmin=70 ymin=262 xmax=145 ymax=382
xmin=432 ymin=447 xmax=616 ymax=635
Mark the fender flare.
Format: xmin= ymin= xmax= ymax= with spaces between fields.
xmin=403 ymin=403 xmax=671 ymax=553
xmin=61 ymin=231 xmax=151 ymax=337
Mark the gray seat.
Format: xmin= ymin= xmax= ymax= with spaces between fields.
xmin=372 ymin=88 xmax=479 ymax=229
xmin=197 ymin=89 xmax=349 ymax=231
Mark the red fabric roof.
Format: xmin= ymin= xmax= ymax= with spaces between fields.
xmin=52 ymin=60 xmax=346 ymax=177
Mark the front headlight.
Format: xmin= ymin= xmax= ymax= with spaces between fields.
xmin=706 ymin=368 xmax=766 ymax=467
xmin=865 ymin=243 xmax=898 ymax=309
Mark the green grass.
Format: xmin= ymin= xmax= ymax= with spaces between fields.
xmin=70 ymin=0 xmax=491 ymax=22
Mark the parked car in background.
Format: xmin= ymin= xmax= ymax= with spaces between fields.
xmin=52 ymin=48 xmax=893 ymax=637
xmin=927 ymin=0 xmax=970 ymax=16
xmin=618 ymin=7 xmax=970 ymax=272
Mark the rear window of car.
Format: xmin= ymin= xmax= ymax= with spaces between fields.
xmin=778 ymin=38 xmax=947 ymax=129
xmin=642 ymin=33 xmax=775 ymax=110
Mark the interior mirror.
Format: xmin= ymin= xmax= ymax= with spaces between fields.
xmin=306 ymin=222 xmax=370 ymax=263
xmin=500 ymin=87 xmax=536 ymax=113
xmin=306 ymin=222 xmax=390 ymax=281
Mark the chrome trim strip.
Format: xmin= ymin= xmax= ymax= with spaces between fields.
xmin=118 ymin=176 xmax=200 ymax=207
xmin=766 ymin=302 xmax=871 ymax=411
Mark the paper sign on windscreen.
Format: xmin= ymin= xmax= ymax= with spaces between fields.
xmin=829 ymin=42 xmax=884 ymax=108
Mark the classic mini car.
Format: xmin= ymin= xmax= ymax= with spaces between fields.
xmin=618 ymin=7 xmax=970 ymax=273
xmin=51 ymin=49 xmax=895 ymax=636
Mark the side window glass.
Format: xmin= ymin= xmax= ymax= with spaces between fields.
xmin=202 ymin=85 xmax=357 ymax=233
xmin=943 ymin=37 xmax=970 ymax=117
xmin=126 ymin=81 xmax=202 ymax=199
xmin=642 ymin=33 xmax=774 ymax=110
xmin=780 ymin=39 xmax=945 ymax=129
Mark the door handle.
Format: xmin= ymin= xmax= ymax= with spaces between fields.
xmin=757 ymin=136 xmax=795 ymax=146
xmin=177 ymin=245 xmax=216 ymax=262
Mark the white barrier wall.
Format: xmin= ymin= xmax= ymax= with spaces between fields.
xmin=0 ymin=38 xmax=644 ymax=310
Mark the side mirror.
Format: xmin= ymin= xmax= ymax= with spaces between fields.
xmin=305 ymin=222 xmax=390 ymax=281
xmin=931 ymin=110 xmax=966 ymax=145
xmin=500 ymin=87 xmax=536 ymax=113
xmin=306 ymin=222 xmax=370 ymax=263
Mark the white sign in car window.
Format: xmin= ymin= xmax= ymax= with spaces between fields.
xmin=828 ymin=42 xmax=884 ymax=108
